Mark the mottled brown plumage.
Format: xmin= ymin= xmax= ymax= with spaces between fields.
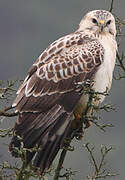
xmin=9 ymin=10 xmax=117 ymax=174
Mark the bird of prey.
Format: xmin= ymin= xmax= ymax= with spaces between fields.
xmin=9 ymin=10 xmax=117 ymax=174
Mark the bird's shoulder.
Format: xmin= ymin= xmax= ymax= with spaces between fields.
xmin=30 ymin=31 xmax=104 ymax=81
xmin=35 ymin=31 xmax=104 ymax=65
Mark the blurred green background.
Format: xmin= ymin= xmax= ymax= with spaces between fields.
xmin=0 ymin=0 xmax=125 ymax=179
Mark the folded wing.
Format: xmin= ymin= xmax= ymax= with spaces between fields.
xmin=9 ymin=31 xmax=104 ymax=173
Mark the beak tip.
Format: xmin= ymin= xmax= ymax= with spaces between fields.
xmin=100 ymin=25 xmax=104 ymax=32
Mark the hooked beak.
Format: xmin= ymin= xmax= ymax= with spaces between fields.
xmin=99 ymin=20 xmax=105 ymax=32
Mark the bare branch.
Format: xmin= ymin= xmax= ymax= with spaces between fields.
xmin=84 ymin=143 xmax=118 ymax=179
xmin=54 ymin=138 xmax=73 ymax=180
xmin=109 ymin=0 xmax=114 ymax=12
xmin=0 ymin=106 xmax=18 ymax=117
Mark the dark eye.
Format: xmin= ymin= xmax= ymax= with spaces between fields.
xmin=106 ymin=20 xmax=111 ymax=25
xmin=92 ymin=18 xmax=98 ymax=24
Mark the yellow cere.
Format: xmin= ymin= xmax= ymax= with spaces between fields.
xmin=99 ymin=20 xmax=105 ymax=24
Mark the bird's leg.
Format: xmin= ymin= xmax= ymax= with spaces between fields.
xmin=71 ymin=112 xmax=85 ymax=140
xmin=71 ymin=110 xmax=92 ymax=140
xmin=82 ymin=116 xmax=91 ymax=129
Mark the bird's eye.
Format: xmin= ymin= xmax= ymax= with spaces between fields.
xmin=106 ymin=20 xmax=111 ymax=25
xmin=92 ymin=18 xmax=98 ymax=24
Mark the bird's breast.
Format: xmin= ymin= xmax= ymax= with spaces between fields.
xmin=74 ymin=35 xmax=117 ymax=116
xmin=92 ymin=35 xmax=117 ymax=103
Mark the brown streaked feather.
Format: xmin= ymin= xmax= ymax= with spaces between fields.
xmin=10 ymin=30 xmax=104 ymax=173
xmin=14 ymin=32 xmax=104 ymax=100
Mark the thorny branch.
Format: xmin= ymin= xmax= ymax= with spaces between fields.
xmin=0 ymin=80 xmax=18 ymax=120
xmin=84 ymin=143 xmax=118 ymax=180
xmin=54 ymin=132 xmax=75 ymax=180
xmin=0 ymin=106 xmax=18 ymax=117
xmin=109 ymin=0 xmax=114 ymax=12
xmin=0 ymin=80 xmax=17 ymax=99
xmin=54 ymin=146 xmax=70 ymax=180
xmin=0 ymin=128 xmax=13 ymax=137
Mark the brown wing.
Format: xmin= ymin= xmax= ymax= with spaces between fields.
xmin=9 ymin=31 xmax=104 ymax=173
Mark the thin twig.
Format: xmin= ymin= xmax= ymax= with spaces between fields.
xmin=16 ymin=162 xmax=27 ymax=180
xmin=85 ymin=143 xmax=99 ymax=173
xmin=0 ymin=106 xmax=18 ymax=117
xmin=54 ymin=149 xmax=68 ymax=180
xmin=109 ymin=0 xmax=114 ymax=12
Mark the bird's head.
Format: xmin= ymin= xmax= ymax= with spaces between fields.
xmin=79 ymin=10 xmax=116 ymax=37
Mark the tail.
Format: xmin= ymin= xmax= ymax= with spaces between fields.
xmin=9 ymin=104 xmax=72 ymax=173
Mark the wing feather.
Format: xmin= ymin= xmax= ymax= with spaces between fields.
xmin=10 ymin=31 xmax=104 ymax=173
